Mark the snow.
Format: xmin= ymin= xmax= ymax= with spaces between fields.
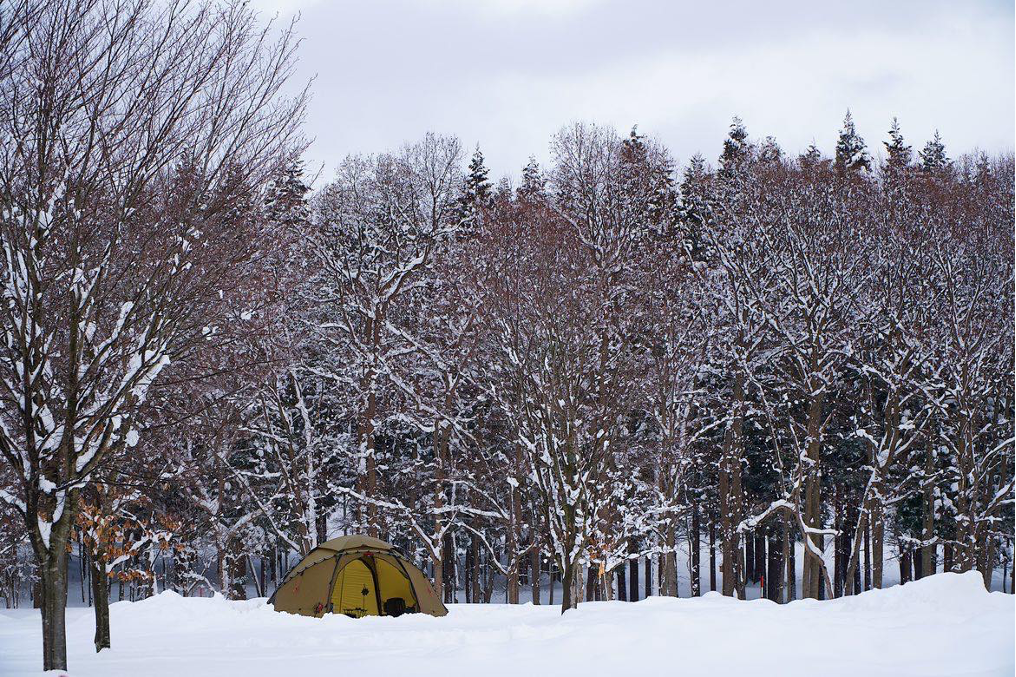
xmin=0 ymin=572 xmax=1011 ymax=677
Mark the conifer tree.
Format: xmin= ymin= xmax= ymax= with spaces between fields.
xmin=919 ymin=130 xmax=949 ymax=173
xmin=883 ymin=118 xmax=912 ymax=173
xmin=719 ymin=116 xmax=751 ymax=180
xmin=266 ymin=159 xmax=311 ymax=229
xmin=621 ymin=126 xmax=676 ymax=231
xmin=798 ymin=143 xmax=824 ymax=171
xmin=677 ymin=153 xmax=713 ymax=260
xmin=834 ymin=110 xmax=870 ymax=174
xmin=458 ymin=146 xmax=494 ymax=228
xmin=517 ymin=156 xmax=546 ymax=201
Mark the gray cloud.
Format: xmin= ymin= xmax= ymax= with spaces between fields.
xmin=257 ymin=0 xmax=1015 ymax=182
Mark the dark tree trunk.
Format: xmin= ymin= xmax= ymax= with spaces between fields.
xmin=531 ymin=545 xmax=540 ymax=605
xmin=628 ymin=554 xmax=639 ymax=602
xmin=40 ymin=551 xmax=69 ymax=671
xmin=833 ymin=494 xmax=843 ymax=598
xmin=900 ymin=550 xmax=912 ymax=584
xmin=561 ymin=560 xmax=576 ymax=613
xmin=645 ymin=555 xmax=652 ymax=598
xmin=464 ymin=535 xmax=474 ymax=603
xmin=788 ymin=531 xmax=797 ymax=601
xmin=767 ymin=530 xmax=783 ymax=602
xmin=782 ymin=514 xmax=792 ymax=603
xmin=755 ymin=533 xmax=766 ymax=588
xmin=944 ymin=542 xmax=954 ymax=573
xmin=863 ymin=523 xmax=872 ymax=590
xmin=91 ymin=558 xmax=110 ymax=652
xmin=745 ymin=532 xmax=755 ymax=584
xmin=914 ymin=550 xmax=924 ymax=581
xmin=471 ymin=535 xmax=481 ymax=603
xmin=709 ymin=521 xmax=717 ymax=592
xmin=690 ymin=505 xmax=701 ymax=596
xmin=442 ymin=533 xmax=455 ymax=604
xmin=617 ymin=565 xmax=627 ymax=601
xmin=585 ymin=566 xmax=596 ymax=602
xmin=548 ymin=560 xmax=555 ymax=606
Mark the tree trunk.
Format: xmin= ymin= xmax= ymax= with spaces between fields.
xmin=863 ymin=521 xmax=871 ymax=590
xmin=755 ymin=532 xmax=766 ymax=589
xmin=802 ymin=388 xmax=827 ymax=600
xmin=782 ymin=514 xmax=792 ymax=603
xmin=471 ymin=533 xmax=481 ymax=603
xmin=617 ymin=565 xmax=627 ymax=601
xmin=432 ymin=556 xmax=443 ymax=604
xmin=833 ymin=491 xmax=843 ymax=598
xmin=921 ymin=440 xmax=937 ymax=579
xmin=709 ymin=520 xmax=717 ymax=592
xmin=561 ymin=559 xmax=578 ymax=613
xmin=745 ymin=529 xmax=755 ymax=584
xmin=767 ymin=529 xmax=783 ymax=602
xmin=530 ymin=544 xmax=540 ymax=604
xmin=871 ymin=498 xmax=884 ymax=588
xmin=664 ymin=525 xmax=677 ymax=596
xmin=754 ymin=532 xmax=766 ymax=595
xmin=40 ymin=551 xmax=70 ymax=671
xmin=721 ymin=369 xmax=745 ymax=598
xmin=629 ymin=553 xmax=639 ymax=602
xmin=900 ymin=549 xmax=912 ymax=585
xmin=91 ymin=558 xmax=110 ymax=652
xmin=645 ymin=554 xmax=652 ymax=598
xmin=507 ymin=445 xmax=522 ymax=604
xmin=585 ymin=565 xmax=596 ymax=602
xmin=464 ymin=536 xmax=474 ymax=603
xmin=690 ymin=505 xmax=701 ymax=597
xmin=788 ymin=526 xmax=797 ymax=602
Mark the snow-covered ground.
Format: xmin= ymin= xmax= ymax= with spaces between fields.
xmin=0 ymin=572 xmax=1011 ymax=677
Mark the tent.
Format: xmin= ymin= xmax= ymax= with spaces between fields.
xmin=270 ymin=535 xmax=447 ymax=618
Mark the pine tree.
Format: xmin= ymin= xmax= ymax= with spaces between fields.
xmin=834 ymin=110 xmax=870 ymax=174
xmin=798 ymin=143 xmax=824 ymax=171
xmin=719 ymin=116 xmax=751 ymax=180
xmin=758 ymin=136 xmax=782 ymax=165
xmin=458 ymin=146 xmax=494 ymax=228
xmin=678 ymin=153 xmax=713 ymax=260
xmin=620 ymin=126 xmax=676 ymax=231
xmin=883 ymin=118 xmax=912 ymax=173
xmin=919 ymin=130 xmax=949 ymax=173
xmin=265 ymin=159 xmax=310 ymax=229
xmin=517 ymin=156 xmax=546 ymax=201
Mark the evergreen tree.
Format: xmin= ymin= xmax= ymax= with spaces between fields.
xmin=834 ymin=110 xmax=870 ymax=174
xmin=757 ymin=136 xmax=782 ymax=165
xmin=517 ymin=156 xmax=546 ymax=201
xmin=798 ymin=142 xmax=824 ymax=171
xmin=458 ymin=145 xmax=494 ymax=228
xmin=919 ymin=130 xmax=949 ymax=173
xmin=719 ymin=116 xmax=751 ymax=180
xmin=678 ymin=153 xmax=713 ymax=260
xmin=265 ymin=159 xmax=311 ymax=229
xmin=621 ymin=126 xmax=676 ymax=231
xmin=883 ymin=118 xmax=912 ymax=173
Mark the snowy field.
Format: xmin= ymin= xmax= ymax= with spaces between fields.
xmin=0 ymin=572 xmax=1011 ymax=677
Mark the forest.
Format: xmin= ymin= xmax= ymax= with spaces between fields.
xmin=0 ymin=0 xmax=1013 ymax=672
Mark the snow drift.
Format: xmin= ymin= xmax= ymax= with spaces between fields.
xmin=0 ymin=571 xmax=1011 ymax=677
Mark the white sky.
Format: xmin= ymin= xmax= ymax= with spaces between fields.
xmin=254 ymin=0 xmax=1015 ymax=183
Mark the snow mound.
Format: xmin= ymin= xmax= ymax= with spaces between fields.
xmin=1 ymin=573 xmax=1011 ymax=677
xmin=828 ymin=571 xmax=1005 ymax=615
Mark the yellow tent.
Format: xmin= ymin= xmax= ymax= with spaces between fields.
xmin=270 ymin=535 xmax=447 ymax=618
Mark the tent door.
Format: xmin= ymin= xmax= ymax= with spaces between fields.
xmin=330 ymin=558 xmax=380 ymax=617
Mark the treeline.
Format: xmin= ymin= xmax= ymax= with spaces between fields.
xmin=1 ymin=1 xmax=1014 ymax=672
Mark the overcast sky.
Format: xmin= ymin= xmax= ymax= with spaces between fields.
xmin=253 ymin=0 xmax=1014 ymax=184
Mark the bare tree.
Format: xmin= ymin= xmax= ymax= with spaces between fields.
xmin=0 ymin=0 xmax=305 ymax=669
